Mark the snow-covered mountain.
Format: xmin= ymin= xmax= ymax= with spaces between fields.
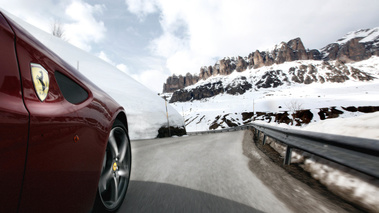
xmin=4 ymin=11 xmax=185 ymax=140
xmin=169 ymin=59 xmax=376 ymax=103
xmin=321 ymin=27 xmax=379 ymax=61
xmin=163 ymin=28 xmax=379 ymax=137
xmin=164 ymin=27 xmax=379 ymax=94
xmin=334 ymin=27 xmax=379 ymax=45
xmin=170 ymin=57 xmax=379 ymax=132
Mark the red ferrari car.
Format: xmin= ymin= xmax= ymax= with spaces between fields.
xmin=0 ymin=11 xmax=131 ymax=212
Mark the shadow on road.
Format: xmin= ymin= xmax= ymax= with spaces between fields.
xmin=119 ymin=180 xmax=263 ymax=213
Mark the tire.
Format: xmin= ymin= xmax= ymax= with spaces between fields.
xmin=93 ymin=119 xmax=131 ymax=212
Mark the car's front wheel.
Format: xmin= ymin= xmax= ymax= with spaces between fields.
xmin=93 ymin=120 xmax=131 ymax=212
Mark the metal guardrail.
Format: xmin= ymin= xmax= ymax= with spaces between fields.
xmin=187 ymin=123 xmax=379 ymax=178
xmin=249 ymin=123 xmax=379 ymax=179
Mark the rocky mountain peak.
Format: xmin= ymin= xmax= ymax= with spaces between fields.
xmin=162 ymin=27 xmax=379 ymax=95
xmin=163 ymin=73 xmax=200 ymax=93
xmin=321 ymin=27 xmax=379 ymax=62
xmin=288 ymin=37 xmax=304 ymax=50
xmin=163 ymin=37 xmax=319 ymax=93
xmin=335 ymin=27 xmax=379 ymax=45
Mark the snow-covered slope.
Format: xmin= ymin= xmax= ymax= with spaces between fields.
xmin=321 ymin=27 xmax=379 ymax=61
xmin=165 ymin=26 xmax=379 ymax=139
xmin=171 ymin=57 xmax=379 ymax=139
xmin=4 ymin=11 xmax=184 ymax=140
xmin=335 ymin=27 xmax=379 ymax=44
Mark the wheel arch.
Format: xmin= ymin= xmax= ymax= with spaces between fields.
xmin=115 ymin=110 xmax=128 ymax=132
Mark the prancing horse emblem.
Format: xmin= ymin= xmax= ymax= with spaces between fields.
xmin=31 ymin=63 xmax=49 ymax=102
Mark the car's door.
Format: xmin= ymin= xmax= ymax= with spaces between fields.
xmin=0 ymin=13 xmax=29 ymax=212
xmin=4 ymin=14 xmax=108 ymax=212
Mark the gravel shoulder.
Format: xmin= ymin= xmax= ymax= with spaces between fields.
xmin=242 ymin=130 xmax=364 ymax=213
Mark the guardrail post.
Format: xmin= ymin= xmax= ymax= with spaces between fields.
xmin=257 ymin=131 xmax=260 ymax=141
xmin=262 ymin=135 xmax=267 ymax=145
xmin=284 ymin=146 xmax=292 ymax=165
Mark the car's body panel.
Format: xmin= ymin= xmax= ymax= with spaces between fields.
xmin=0 ymin=12 xmax=29 ymax=213
xmin=0 ymin=12 xmax=128 ymax=212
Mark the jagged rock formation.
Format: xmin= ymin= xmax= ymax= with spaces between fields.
xmin=163 ymin=27 xmax=379 ymax=99
xmin=170 ymin=77 xmax=252 ymax=103
xmin=249 ymin=37 xmax=321 ymax=69
xmin=163 ymin=37 xmax=320 ymax=93
xmin=321 ymin=28 xmax=379 ymax=62
xmin=255 ymin=70 xmax=286 ymax=89
xmin=163 ymin=73 xmax=199 ymax=93
xmin=169 ymin=61 xmax=375 ymax=103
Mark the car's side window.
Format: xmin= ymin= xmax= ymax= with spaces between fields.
xmin=54 ymin=71 xmax=89 ymax=104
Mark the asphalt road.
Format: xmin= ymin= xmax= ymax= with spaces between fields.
xmin=118 ymin=131 xmax=347 ymax=213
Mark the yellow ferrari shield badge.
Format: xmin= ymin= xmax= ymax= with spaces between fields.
xmin=31 ymin=63 xmax=49 ymax=102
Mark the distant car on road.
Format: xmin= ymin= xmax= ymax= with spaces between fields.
xmin=0 ymin=11 xmax=131 ymax=212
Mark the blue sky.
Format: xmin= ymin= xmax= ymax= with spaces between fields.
xmin=1 ymin=0 xmax=379 ymax=92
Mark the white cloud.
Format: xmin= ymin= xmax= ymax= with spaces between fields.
xmin=0 ymin=0 xmax=61 ymax=33
xmin=124 ymin=0 xmax=158 ymax=19
xmin=98 ymin=51 xmax=113 ymax=64
xmin=124 ymin=0 xmax=379 ymax=78
xmin=64 ymin=0 xmax=106 ymax=51
xmin=116 ymin=64 xmax=129 ymax=74
xmin=0 ymin=0 xmax=108 ymax=52
xmin=166 ymin=51 xmax=213 ymax=76
xmin=131 ymin=69 xmax=167 ymax=93
xmin=98 ymin=51 xmax=130 ymax=74
xmin=150 ymin=32 xmax=188 ymax=57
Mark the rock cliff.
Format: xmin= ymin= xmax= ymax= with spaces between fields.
xmin=169 ymin=61 xmax=375 ymax=103
xmin=321 ymin=28 xmax=379 ymax=62
xmin=163 ymin=27 xmax=379 ymax=97
xmin=163 ymin=37 xmax=320 ymax=93
xmin=163 ymin=73 xmax=200 ymax=93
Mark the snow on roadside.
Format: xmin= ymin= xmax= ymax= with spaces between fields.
xmin=302 ymin=156 xmax=379 ymax=212
xmin=257 ymin=111 xmax=379 ymax=140
xmin=259 ymin=134 xmax=379 ymax=212
xmin=291 ymin=113 xmax=379 ymax=212
xmin=256 ymin=114 xmax=379 ymax=212
xmin=302 ymin=111 xmax=379 ymax=140
xmin=3 ymin=10 xmax=184 ymax=140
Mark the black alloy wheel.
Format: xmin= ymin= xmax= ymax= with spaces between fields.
xmin=93 ymin=120 xmax=131 ymax=212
